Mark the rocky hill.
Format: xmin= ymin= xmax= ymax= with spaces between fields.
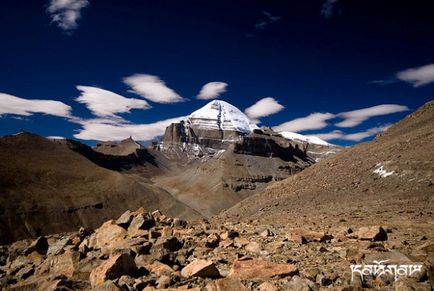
xmin=220 ymin=100 xmax=434 ymax=225
xmin=94 ymin=137 xmax=143 ymax=156
xmin=0 ymin=133 xmax=202 ymax=244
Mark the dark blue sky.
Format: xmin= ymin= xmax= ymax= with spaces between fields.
xmin=1 ymin=0 xmax=433 ymax=145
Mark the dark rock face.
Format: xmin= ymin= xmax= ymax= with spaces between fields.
xmin=232 ymin=133 xmax=310 ymax=163
xmin=160 ymin=120 xmax=242 ymax=150
xmin=162 ymin=121 xmax=198 ymax=145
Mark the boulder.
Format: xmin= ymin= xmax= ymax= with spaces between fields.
xmin=128 ymin=213 xmax=155 ymax=234
xmin=47 ymin=238 xmax=70 ymax=256
xmin=116 ymin=210 xmax=134 ymax=228
xmin=258 ymin=281 xmax=279 ymax=291
xmin=92 ymin=280 xmax=122 ymax=291
xmin=245 ymin=242 xmax=261 ymax=253
xmin=228 ymin=258 xmax=298 ymax=279
xmin=287 ymin=228 xmax=327 ymax=244
xmin=90 ymin=220 xmax=127 ymax=250
xmin=89 ymin=253 xmax=137 ymax=287
xmin=47 ymin=250 xmax=80 ymax=278
xmin=287 ymin=275 xmax=317 ymax=290
xmin=24 ymin=237 xmax=49 ymax=255
xmin=154 ymin=236 xmax=183 ymax=252
xmin=356 ymin=226 xmax=388 ymax=241
xmin=206 ymin=278 xmax=248 ymax=291
xmin=205 ymin=233 xmax=220 ymax=248
xmin=181 ymin=259 xmax=220 ymax=278
xmin=220 ymin=230 xmax=239 ymax=240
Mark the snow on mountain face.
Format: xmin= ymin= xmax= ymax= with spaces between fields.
xmin=188 ymin=100 xmax=258 ymax=133
xmin=280 ymin=131 xmax=331 ymax=146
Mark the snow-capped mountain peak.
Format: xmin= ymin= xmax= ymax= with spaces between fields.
xmin=188 ymin=100 xmax=258 ymax=133
xmin=280 ymin=131 xmax=332 ymax=146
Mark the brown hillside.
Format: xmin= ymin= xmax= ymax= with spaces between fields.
xmin=220 ymin=101 xmax=434 ymax=228
xmin=0 ymin=133 xmax=201 ymax=244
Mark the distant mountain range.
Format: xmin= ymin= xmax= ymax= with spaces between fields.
xmin=0 ymin=100 xmax=339 ymax=243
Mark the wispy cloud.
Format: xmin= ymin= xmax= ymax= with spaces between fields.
xmin=73 ymin=116 xmax=186 ymax=141
xmin=311 ymin=125 xmax=391 ymax=142
xmin=335 ymin=104 xmax=409 ymax=128
xmin=123 ymin=74 xmax=185 ymax=104
xmin=396 ymin=64 xmax=434 ymax=87
xmin=197 ymin=82 xmax=228 ymax=100
xmin=46 ymin=0 xmax=89 ymax=32
xmin=273 ymin=112 xmax=335 ymax=132
xmin=321 ymin=0 xmax=340 ymax=19
xmin=253 ymin=10 xmax=282 ymax=31
xmin=75 ymin=86 xmax=150 ymax=119
xmin=0 ymin=93 xmax=72 ymax=118
xmin=245 ymin=97 xmax=284 ymax=122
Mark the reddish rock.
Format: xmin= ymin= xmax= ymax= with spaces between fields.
xmin=116 ymin=210 xmax=134 ymax=228
xmin=245 ymin=242 xmax=261 ymax=253
xmin=287 ymin=228 xmax=327 ymax=244
xmin=90 ymin=253 xmax=137 ymax=287
xmin=356 ymin=226 xmax=388 ymax=241
xmin=91 ymin=220 xmax=127 ymax=250
xmin=38 ymin=250 xmax=80 ymax=278
xmin=128 ymin=213 xmax=155 ymax=234
xmin=92 ymin=280 xmax=122 ymax=291
xmin=228 ymin=258 xmax=298 ymax=279
xmin=205 ymin=278 xmax=248 ymax=291
xmin=181 ymin=259 xmax=220 ymax=278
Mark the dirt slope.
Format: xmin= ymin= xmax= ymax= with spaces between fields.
xmin=0 ymin=133 xmax=201 ymax=244
xmin=154 ymin=148 xmax=310 ymax=217
xmin=220 ymin=101 xmax=434 ymax=227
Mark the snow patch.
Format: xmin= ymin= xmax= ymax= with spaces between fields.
xmin=280 ymin=131 xmax=331 ymax=146
xmin=46 ymin=136 xmax=66 ymax=140
xmin=373 ymin=164 xmax=395 ymax=178
xmin=188 ymin=100 xmax=258 ymax=133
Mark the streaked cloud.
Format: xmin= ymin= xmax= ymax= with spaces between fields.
xmin=47 ymin=0 xmax=89 ymax=32
xmin=245 ymin=97 xmax=284 ymax=121
xmin=321 ymin=0 xmax=340 ymax=19
xmin=74 ymin=116 xmax=186 ymax=141
xmin=254 ymin=11 xmax=282 ymax=30
xmin=312 ymin=125 xmax=391 ymax=142
xmin=335 ymin=104 xmax=409 ymax=128
xmin=396 ymin=64 xmax=434 ymax=87
xmin=197 ymin=82 xmax=228 ymax=100
xmin=0 ymin=93 xmax=72 ymax=117
xmin=75 ymin=85 xmax=150 ymax=119
xmin=123 ymin=74 xmax=185 ymax=104
xmin=273 ymin=112 xmax=335 ymax=132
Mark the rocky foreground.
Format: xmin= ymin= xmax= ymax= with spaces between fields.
xmin=1 ymin=209 xmax=433 ymax=290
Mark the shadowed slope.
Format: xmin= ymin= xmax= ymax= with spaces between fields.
xmin=0 ymin=133 xmax=201 ymax=244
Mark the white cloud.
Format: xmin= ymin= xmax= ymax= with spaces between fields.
xmin=75 ymin=86 xmax=150 ymax=118
xmin=273 ymin=112 xmax=335 ymax=132
xmin=335 ymin=104 xmax=409 ymax=128
xmin=74 ymin=116 xmax=186 ymax=141
xmin=312 ymin=125 xmax=391 ymax=142
xmin=197 ymin=82 xmax=228 ymax=100
xmin=245 ymin=97 xmax=284 ymax=120
xmin=123 ymin=74 xmax=185 ymax=104
xmin=0 ymin=93 xmax=72 ymax=117
xmin=321 ymin=0 xmax=340 ymax=19
xmin=396 ymin=64 xmax=434 ymax=87
xmin=47 ymin=0 xmax=89 ymax=31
